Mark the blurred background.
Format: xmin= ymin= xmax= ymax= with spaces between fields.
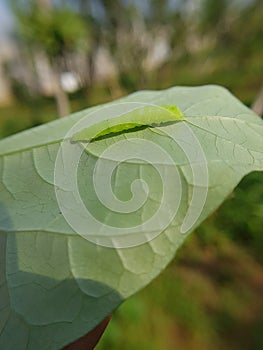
xmin=0 ymin=0 xmax=262 ymax=349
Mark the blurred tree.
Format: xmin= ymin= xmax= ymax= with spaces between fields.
xmin=199 ymin=0 xmax=228 ymax=34
xmin=98 ymin=0 xmax=148 ymax=92
xmin=148 ymin=0 xmax=186 ymax=60
xmin=11 ymin=0 xmax=87 ymax=117
xmin=71 ymin=0 xmax=100 ymax=89
xmin=229 ymin=0 xmax=263 ymax=63
xmin=149 ymin=0 xmax=169 ymax=25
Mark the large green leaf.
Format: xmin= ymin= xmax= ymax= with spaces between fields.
xmin=0 ymin=85 xmax=262 ymax=349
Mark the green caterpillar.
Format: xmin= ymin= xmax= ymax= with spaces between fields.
xmin=71 ymin=104 xmax=184 ymax=142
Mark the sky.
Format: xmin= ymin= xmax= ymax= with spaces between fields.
xmin=0 ymin=0 xmax=14 ymax=40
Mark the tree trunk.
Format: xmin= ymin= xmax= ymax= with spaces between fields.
xmin=52 ymin=62 xmax=70 ymax=118
xmin=37 ymin=0 xmax=52 ymax=11
xmin=252 ymin=86 xmax=263 ymax=117
xmin=36 ymin=0 xmax=70 ymax=118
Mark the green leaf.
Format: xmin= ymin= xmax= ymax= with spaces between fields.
xmin=0 ymin=85 xmax=262 ymax=349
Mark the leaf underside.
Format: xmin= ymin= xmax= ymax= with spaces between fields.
xmin=0 ymin=85 xmax=262 ymax=349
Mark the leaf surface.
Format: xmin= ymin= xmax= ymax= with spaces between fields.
xmin=0 ymin=85 xmax=262 ymax=349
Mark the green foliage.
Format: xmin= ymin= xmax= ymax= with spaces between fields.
xmin=13 ymin=1 xmax=87 ymax=58
xmin=213 ymin=171 xmax=263 ymax=261
xmin=199 ymin=0 xmax=227 ymax=32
